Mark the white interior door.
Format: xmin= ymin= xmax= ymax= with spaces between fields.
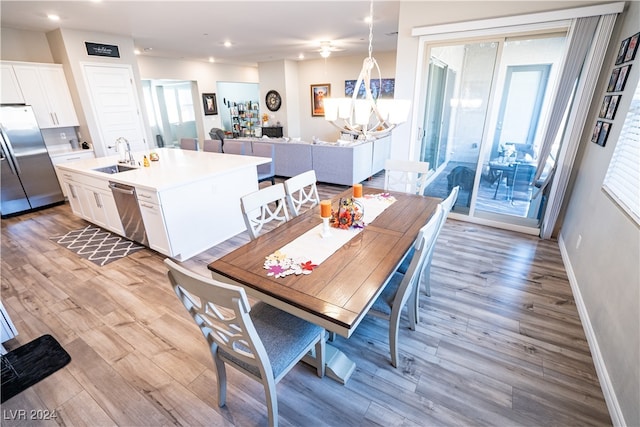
xmin=82 ymin=64 xmax=147 ymax=157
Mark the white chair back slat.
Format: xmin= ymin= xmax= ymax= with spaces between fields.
xmin=241 ymin=183 xmax=290 ymax=240
xmin=384 ymin=159 xmax=430 ymax=195
xmin=284 ymin=170 xmax=320 ymax=217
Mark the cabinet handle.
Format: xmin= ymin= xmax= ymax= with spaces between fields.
xmin=50 ymin=113 xmax=55 ymax=124
xmin=53 ymin=112 xmax=59 ymax=125
xmin=140 ymin=202 xmax=154 ymax=209
xmin=138 ymin=193 xmax=152 ymax=199
xmin=63 ymin=173 xmax=72 ymax=178
xmin=66 ymin=156 xmax=81 ymax=161
xmin=69 ymin=185 xmax=78 ymax=199
xmin=93 ymin=192 xmax=102 ymax=208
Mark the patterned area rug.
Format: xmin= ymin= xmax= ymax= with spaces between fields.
xmin=50 ymin=225 xmax=145 ymax=266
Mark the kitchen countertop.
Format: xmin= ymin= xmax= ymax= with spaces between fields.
xmin=55 ymin=147 xmax=270 ymax=192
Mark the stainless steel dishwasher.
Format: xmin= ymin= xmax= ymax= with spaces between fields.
xmin=109 ymin=181 xmax=148 ymax=246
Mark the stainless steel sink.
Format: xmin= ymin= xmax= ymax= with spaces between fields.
xmin=93 ymin=164 xmax=138 ymax=174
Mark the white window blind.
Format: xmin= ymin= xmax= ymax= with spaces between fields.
xmin=603 ymin=79 xmax=640 ymax=225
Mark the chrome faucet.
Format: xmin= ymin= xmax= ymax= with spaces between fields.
xmin=115 ymin=137 xmax=136 ymax=165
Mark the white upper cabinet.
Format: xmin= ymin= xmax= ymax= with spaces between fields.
xmin=10 ymin=63 xmax=79 ymax=128
xmin=1 ymin=64 xmax=24 ymax=104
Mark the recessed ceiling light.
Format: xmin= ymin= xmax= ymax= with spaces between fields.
xmin=134 ymin=49 xmax=141 ymax=55
xmin=364 ymin=15 xmax=373 ymax=24
xmin=47 ymin=14 xmax=60 ymax=21
xmin=209 ymin=57 xmax=215 ymax=63
xmin=298 ymin=53 xmax=305 ymax=60
xmin=143 ymin=47 xmax=153 ymax=52
xmin=224 ymin=41 xmax=232 ymax=48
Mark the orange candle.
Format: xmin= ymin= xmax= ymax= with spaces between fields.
xmin=353 ymin=183 xmax=363 ymax=198
xmin=320 ymin=200 xmax=332 ymax=218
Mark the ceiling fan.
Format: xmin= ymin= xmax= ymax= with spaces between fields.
xmin=316 ymin=41 xmax=345 ymax=58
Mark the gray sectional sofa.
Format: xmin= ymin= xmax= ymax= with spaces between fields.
xmin=232 ymin=136 xmax=391 ymax=186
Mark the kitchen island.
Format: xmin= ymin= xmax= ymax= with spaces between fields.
xmin=55 ymin=148 xmax=269 ymax=261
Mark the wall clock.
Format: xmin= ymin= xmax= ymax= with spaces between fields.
xmin=265 ymin=90 xmax=282 ymax=112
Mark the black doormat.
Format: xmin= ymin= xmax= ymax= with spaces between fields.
xmin=1 ymin=335 xmax=71 ymax=403
xmin=50 ymin=225 xmax=145 ymax=266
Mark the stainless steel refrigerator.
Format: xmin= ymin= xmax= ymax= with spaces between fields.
xmin=1 ymin=105 xmax=65 ymax=217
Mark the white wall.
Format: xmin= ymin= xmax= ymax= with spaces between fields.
xmin=559 ymin=3 xmax=640 ymax=426
xmin=0 ymin=28 xmax=54 ymax=63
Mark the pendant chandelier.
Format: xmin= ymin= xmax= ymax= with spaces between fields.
xmin=323 ymin=1 xmax=411 ymax=140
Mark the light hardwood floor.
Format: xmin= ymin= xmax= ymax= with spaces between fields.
xmin=0 ymin=177 xmax=611 ymax=426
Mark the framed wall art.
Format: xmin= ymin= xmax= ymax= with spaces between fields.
xmin=591 ymin=121 xmax=603 ymax=143
xmin=605 ymin=95 xmax=620 ymax=120
xmin=615 ymin=37 xmax=630 ymax=65
xmin=599 ymin=95 xmax=611 ymax=118
xmin=202 ymin=93 xmax=218 ymax=115
xmin=614 ymin=64 xmax=631 ymax=92
xmin=311 ymin=83 xmax=330 ymax=117
xmin=607 ymin=67 xmax=620 ymax=92
xmin=345 ymin=78 xmax=395 ymax=99
xmin=596 ymin=121 xmax=611 ymax=147
xmin=623 ymin=32 xmax=639 ymax=63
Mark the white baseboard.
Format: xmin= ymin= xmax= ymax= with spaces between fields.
xmin=557 ymin=235 xmax=625 ymax=427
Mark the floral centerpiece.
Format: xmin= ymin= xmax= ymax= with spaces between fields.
xmin=330 ymin=198 xmax=364 ymax=229
xmin=262 ymin=113 xmax=269 ymax=126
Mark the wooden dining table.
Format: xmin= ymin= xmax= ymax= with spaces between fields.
xmin=208 ymin=186 xmax=440 ymax=383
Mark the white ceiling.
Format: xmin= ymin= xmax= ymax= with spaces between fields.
xmin=0 ymin=1 xmax=401 ymax=66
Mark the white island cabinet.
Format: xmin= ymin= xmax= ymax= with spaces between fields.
xmin=55 ymin=148 xmax=269 ymax=261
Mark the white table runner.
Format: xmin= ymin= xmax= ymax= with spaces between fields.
xmin=264 ymin=193 xmax=396 ymax=277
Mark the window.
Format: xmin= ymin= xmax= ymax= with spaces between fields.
xmin=603 ymin=79 xmax=640 ymax=225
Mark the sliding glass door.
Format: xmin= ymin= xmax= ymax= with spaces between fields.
xmin=420 ymin=32 xmax=567 ymax=228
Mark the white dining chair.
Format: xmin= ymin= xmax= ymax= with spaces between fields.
xmin=240 ymin=183 xmax=290 ymax=240
xmin=202 ymin=139 xmax=222 ymax=153
xmin=384 ymin=159 xmax=430 ymax=195
xmin=398 ymin=184 xmax=460 ymax=279
xmin=367 ymin=204 xmax=444 ymax=368
xmin=180 ymin=137 xmax=198 ymax=151
xmin=165 ymin=259 xmax=325 ymax=427
xmin=252 ymin=142 xmax=276 ymax=185
xmin=395 ymin=186 xmax=459 ymax=325
xmin=284 ymin=170 xmax=320 ymax=217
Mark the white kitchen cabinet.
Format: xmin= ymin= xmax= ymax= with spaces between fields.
xmin=11 ymin=63 xmax=79 ymax=128
xmin=87 ymin=186 xmax=124 ymax=235
xmin=58 ymin=169 xmax=124 ymax=235
xmin=50 ymin=151 xmax=96 ymax=197
xmin=137 ymin=189 xmax=172 ymax=256
xmin=1 ymin=64 xmax=24 ymax=104
xmin=64 ymin=180 xmax=93 ymax=221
